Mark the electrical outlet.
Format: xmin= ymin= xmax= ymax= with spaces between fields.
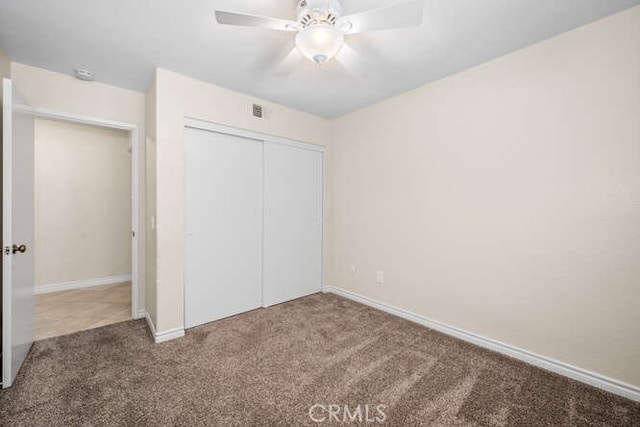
xmin=349 ymin=264 xmax=357 ymax=275
xmin=376 ymin=270 xmax=384 ymax=284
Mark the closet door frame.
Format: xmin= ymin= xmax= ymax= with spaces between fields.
xmin=183 ymin=117 xmax=325 ymax=311
xmin=185 ymin=118 xmax=325 ymax=158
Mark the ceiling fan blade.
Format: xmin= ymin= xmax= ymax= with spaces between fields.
xmin=338 ymin=0 xmax=423 ymax=34
xmin=335 ymin=43 xmax=369 ymax=75
xmin=214 ymin=10 xmax=300 ymax=32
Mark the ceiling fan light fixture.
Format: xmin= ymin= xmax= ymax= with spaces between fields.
xmin=295 ymin=24 xmax=344 ymax=65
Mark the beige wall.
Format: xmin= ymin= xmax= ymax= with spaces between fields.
xmin=329 ymin=6 xmax=640 ymax=387
xmin=11 ymin=63 xmax=146 ymax=312
xmin=0 ymin=47 xmax=9 ymax=80
xmin=35 ymin=119 xmax=131 ymax=286
xmin=152 ymin=69 xmax=331 ymax=332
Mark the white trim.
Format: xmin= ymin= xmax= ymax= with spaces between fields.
xmin=34 ymin=275 xmax=133 ymax=295
xmin=145 ymin=312 xmax=185 ymax=344
xmin=20 ymin=105 xmax=142 ymax=320
xmin=14 ymin=105 xmax=137 ymax=131
xmin=324 ymin=286 xmax=640 ymax=402
xmin=183 ymin=117 xmax=326 ymax=153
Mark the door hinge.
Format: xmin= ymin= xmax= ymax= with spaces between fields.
xmin=4 ymin=246 xmax=10 ymax=256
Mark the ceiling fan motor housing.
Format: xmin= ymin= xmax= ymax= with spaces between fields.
xmin=297 ymin=0 xmax=343 ymax=26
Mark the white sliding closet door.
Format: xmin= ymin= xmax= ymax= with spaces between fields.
xmin=185 ymin=128 xmax=263 ymax=328
xmin=263 ymin=141 xmax=323 ymax=306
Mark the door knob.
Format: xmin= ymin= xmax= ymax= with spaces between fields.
xmin=12 ymin=244 xmax=27 ymax=254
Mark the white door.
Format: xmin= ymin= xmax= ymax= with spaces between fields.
xmin=2 ymin=79 xmax=35 ymax=388
xmin=263 ymin=141 xmax=323 ymax=306
xmin=184 ymin=128 xmax=263 ymax=328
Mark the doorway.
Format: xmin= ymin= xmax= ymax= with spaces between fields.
xmin=33 ymin=118 xmax=134 ymax=339
xmin=3 ymin=78 xmax=141 ymax=387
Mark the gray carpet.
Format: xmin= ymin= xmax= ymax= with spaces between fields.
xmin=1 ymin=293 xmax=638 ymax=426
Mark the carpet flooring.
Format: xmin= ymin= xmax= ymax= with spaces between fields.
xmin=1 ymin=293 xmax=638 ymax=426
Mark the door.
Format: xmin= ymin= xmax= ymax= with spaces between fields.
xmin=263 ymin=141 xmax=323 ymax=306
xmin=184 ymin=128 xmax=263 ymax=328
xmin=2 ymin=78 xmax=35 ymax=388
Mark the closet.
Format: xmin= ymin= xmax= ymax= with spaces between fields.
xmin=184 ymin=125 xmax=323 ymax=329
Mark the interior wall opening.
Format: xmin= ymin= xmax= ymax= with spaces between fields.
xmin=33 ymin=118 xmax=133 ymax=340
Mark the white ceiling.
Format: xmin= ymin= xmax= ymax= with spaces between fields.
xmin=0 ymin=0 xmax=638 ymax=118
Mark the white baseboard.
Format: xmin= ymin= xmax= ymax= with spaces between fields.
xmin=35 ymin=275 xmax=132 ymax=295
xmin=144 ymin=312 xmax=185 ymax=344
xmin=135 ymin=309 xmax=146 ymax=320
xmin=324 ymin=286 xmax=640 ymax=402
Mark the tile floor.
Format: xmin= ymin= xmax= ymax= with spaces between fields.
xmin=34 ymin=282 xmax=132 ymax=340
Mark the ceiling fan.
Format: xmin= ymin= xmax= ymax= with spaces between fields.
xmin=214 ymin=0 xmax=423 ymax=69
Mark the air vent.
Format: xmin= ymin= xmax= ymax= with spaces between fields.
xmin=252 ymin=103 xmax=264 ymax=119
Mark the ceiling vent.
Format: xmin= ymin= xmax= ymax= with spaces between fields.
xmin=251 ymin=103 xmax=264 ymax=119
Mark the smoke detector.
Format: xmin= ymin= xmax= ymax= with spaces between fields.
xmin=73 ymin=69 xmax=95 ymax=81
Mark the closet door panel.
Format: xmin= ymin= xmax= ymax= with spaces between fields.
xmin=263 ymin=142 xmax=323 ymax=306
xmin=185 ymin=128 xmax=263 ymax=328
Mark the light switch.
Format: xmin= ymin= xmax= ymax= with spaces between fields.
xmin=376 ymin=270 xmax=384 ymax=284
xmin=349 ymin=264 xmax=357 ymax=275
